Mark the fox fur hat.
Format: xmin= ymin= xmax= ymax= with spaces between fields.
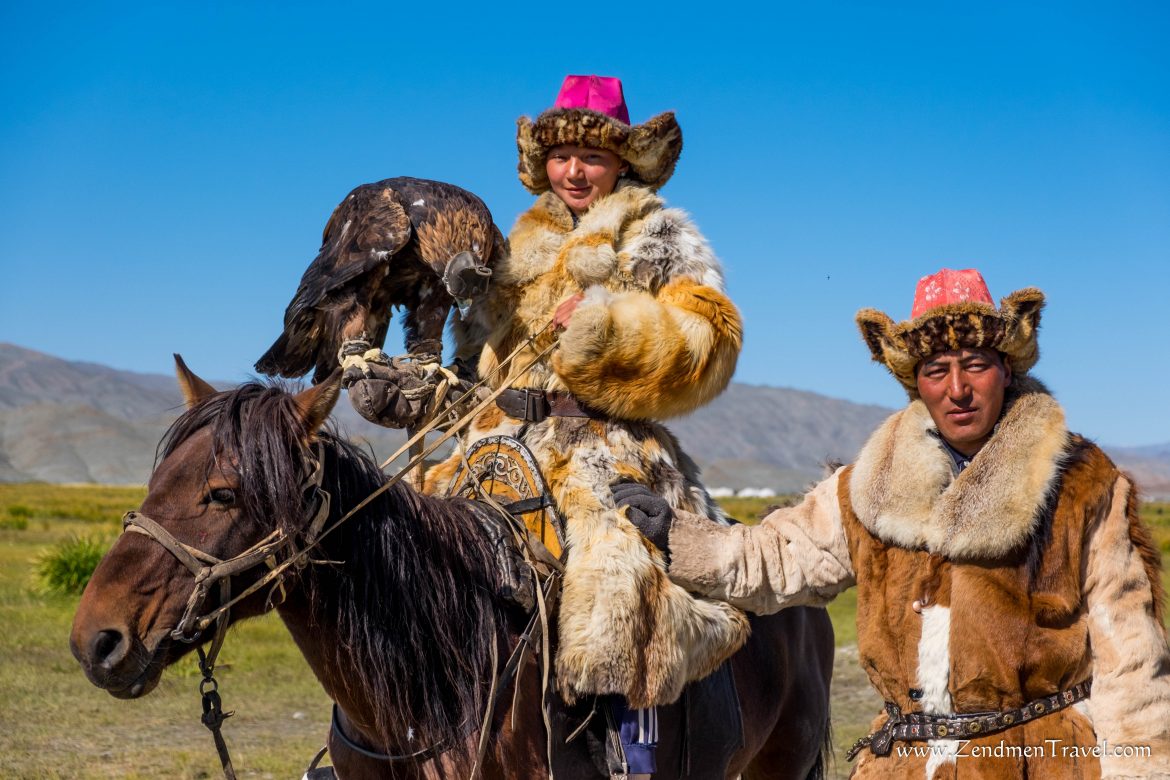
xmin=516 ymin=74 xmax=683 ymax=194
xmin=856 ymin=268 xmax=1045 ymax=397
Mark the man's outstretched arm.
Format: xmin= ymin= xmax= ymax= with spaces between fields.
xmin=619 ymin=469 xmax=856 ymax=614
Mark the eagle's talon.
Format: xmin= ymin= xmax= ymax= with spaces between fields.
xmin=361 ymin=348 xmax=391 ymax=367
xmin=339 ymin=351 xmax=388 ymax=379
xmin=338 ymin=339 xmax=372 ymax=362
xmin=337 ymin=340 xmax=391 ymax=380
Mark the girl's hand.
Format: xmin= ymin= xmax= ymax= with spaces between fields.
xmin=553 ymin=292 xmax=585 ymax=330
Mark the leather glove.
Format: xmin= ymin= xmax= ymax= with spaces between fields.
xmin=468 ymin=502 xmax=535 ymax=612
xmin=611 ymin=481 xmax=672 ymax=558
xmin=344 ymin=360 xmax=435 ymax=429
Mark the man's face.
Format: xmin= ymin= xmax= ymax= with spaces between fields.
xmin=916 ymin=347 xmax=1012 ymax=457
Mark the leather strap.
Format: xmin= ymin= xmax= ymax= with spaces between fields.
xmin=327 ymin=575 xmax=559 ymax=767
xmin=847 ymin=679 xmax=1092 ymax=760
xmin=496 ymin=388 xmax=606 ymax=422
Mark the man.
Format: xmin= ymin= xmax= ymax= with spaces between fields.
xmin=623 ymin=269 xmax=1170 ymax=777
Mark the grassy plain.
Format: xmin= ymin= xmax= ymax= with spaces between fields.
xmin=0 ymin=485 xmax=331 ymax=779
xmin=0 ymin=486 xmax=1165 ymax=779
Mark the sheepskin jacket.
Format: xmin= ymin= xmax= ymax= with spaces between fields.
xmin=668 ymin=380 xmax=1170 ymax=778
xmin=426 ymin=182 xmax=749 ymax=707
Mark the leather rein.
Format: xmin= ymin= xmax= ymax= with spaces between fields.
xmin=125 ymin=440 xmax=559 ymax=778
xmin=118 ymin=324 xmax=563 ymax=779
xmin=121 ymin=445 xmax=331 ymax=780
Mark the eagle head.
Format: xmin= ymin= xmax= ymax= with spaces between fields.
xmin=443 ymin=250 xmax=493 ymax=317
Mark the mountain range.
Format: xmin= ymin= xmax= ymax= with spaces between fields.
xmin=2 ymin=342 xmax=1167 ymax=498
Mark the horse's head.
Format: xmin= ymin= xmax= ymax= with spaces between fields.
xmin=70 ymin=356 xmax=341 ymax=698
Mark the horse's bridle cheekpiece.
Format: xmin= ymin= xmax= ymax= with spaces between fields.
xmin=120 ymin=444 xmax=331 ymax=780
xmin=120 ymin=323 xmax=565 ymax=779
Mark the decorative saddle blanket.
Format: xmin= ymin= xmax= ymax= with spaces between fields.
xmin=444 ymin=434 xmax=566 ymax=559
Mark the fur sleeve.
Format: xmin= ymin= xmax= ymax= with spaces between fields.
xmin=666 ymin=469 xmax=856 ymax=614
xmin=552 ymin=276 xmax=741 ymax=420
xmin=1083 ymin=475 xmax=1170 ymax=777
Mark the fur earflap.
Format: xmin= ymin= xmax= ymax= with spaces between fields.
xmin=855 ymin=308 xmax=919 ymax=392
xmin=996 ymin=287 xmax=1045 ymax=375
xmin=855 ymin=288 xmax=1046 ymax=396
xmin=517 ymin=109 xmax=682 ymax=194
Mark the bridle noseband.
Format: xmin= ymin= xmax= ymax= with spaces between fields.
xmin=119 ymin=444 xmax=331 ymax=780
xmin=123 ymin=442 xmax=331 ymax=645
xmin=112 ymin=327 xmax=567 ymax=778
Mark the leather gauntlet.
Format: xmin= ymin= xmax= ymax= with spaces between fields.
xmin=345 ymin=354 xmax=483 ymax=430
xmin=346 ymin=361 xmax=434 ymax=429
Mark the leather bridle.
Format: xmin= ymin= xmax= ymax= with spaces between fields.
xmin=120 ymin=444 xmax=331 ymax=780
xmin=114 ymin=325 xmax=563 ymax=778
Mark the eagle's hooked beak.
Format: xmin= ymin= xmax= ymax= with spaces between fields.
xmin=443 ymin=251 xmax=492 ymax=317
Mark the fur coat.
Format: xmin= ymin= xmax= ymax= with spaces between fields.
xmin=667 ymin=379 xmax=1170 ymax=778
xmin=426 ymin=181 xmax=749 ymax=707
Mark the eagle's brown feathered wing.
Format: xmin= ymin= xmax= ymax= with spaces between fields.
xmin=255 ymin=178 xmax=499 ymax=384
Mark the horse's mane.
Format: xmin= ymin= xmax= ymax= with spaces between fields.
xmin=158 ymin=383 xmax=510 ymax=758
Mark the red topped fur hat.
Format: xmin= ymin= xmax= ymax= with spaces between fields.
xmin=516 ymin=74 xmax=683 ymax=194
xmin=856 ymin=268 xmax=1045 ymax=396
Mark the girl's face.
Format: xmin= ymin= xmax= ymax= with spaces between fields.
xmin=545 ymin=144 xmax=628 ymax=215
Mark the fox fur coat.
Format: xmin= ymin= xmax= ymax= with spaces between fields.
xmin=666 ymin=378 xmax=1170 ymax=778
xmin=425 ymin=181 xmax=749 ymax=707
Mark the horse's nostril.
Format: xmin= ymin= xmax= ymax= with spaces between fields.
xmin=91 ymin=628 xmax=128 ymax=669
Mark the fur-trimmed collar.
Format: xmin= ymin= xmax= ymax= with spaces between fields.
xmin=518 ymin=181 xmax=660 ymax=235
xmin=501 ymin=183 xmax=664 ymax=287
xmin=848 ymin=378 xmax=1069 ymax=559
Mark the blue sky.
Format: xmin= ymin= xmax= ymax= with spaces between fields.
xmin=1 ymin=2 xmax=1167 ymax=445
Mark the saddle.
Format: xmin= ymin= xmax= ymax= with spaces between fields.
xmin=444 ymin=435 xmax=566 ymax=610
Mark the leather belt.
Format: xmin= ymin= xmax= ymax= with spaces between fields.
xmin=847 ymin=679 xmax=1092 ymax=760
xmin=496 ymin=388 xmax=606 ymax=423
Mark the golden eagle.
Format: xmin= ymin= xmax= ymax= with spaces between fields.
xmin=255 ymin=177 xmax=503 ymax=383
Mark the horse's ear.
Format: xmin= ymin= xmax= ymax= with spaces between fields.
xmin=292 ymin=370 xmax=342 ymax=436
xmin=174 ymin=354 xmax=217 ymax=407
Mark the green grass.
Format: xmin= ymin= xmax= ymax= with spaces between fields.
xmin=36 ymin=534 xmax=111 ymax=594
xmin=717 ymin=495 xmax=796 ymax=524
xmin=1143 ymin=502 xmax=1170 ymax=553
xmin=0 ymin=483 xmax=147 ymax=526
xmin=0 ymin=512 xmax=330 ymax=778
xmin=1 ymin=485 xmax=1165 ymax=779
xmin=1142 ymin=503 xmax=1170 ymax=629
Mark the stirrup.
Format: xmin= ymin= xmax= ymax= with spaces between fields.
xmin=301 ymin=744 xmax=334 ymax=779
xmin=604 ymin=697 xmax=630 ymax=779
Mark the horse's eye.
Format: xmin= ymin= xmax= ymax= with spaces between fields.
xmin=209 ymin=488 xmax=236 ymax=506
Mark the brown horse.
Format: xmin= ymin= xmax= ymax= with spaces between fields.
xmin=71 ymin=361 xmax=834 ymax=779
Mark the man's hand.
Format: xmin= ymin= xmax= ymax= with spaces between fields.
xmin=553 ymin=292 xmax=585 ymax=330
xmin=611 ymin=481 xmax=672 ymax=557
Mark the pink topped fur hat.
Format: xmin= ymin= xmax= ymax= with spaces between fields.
xmin=855 ymin=268 xmax=1046 ymax=396
xmin=516 ymin=74 xmax=683 ymax=194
